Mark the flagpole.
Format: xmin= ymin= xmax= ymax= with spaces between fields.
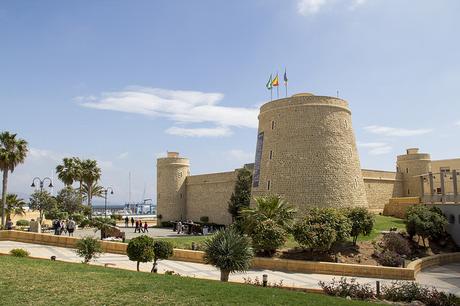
xmin=276 ymin=84 xmax=279 ymax=99
xmin=270 ymin=87 xmax=273 ymax=101
xmin=285 ymin=82 xmax=288 ymax=97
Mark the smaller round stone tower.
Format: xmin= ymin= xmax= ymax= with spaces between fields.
xmin=156 ymin=152 xmax=190 ymax=222
xmin=396 ymin=148 xmax=431 ymax=197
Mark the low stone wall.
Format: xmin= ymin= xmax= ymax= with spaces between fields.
xmin=2 ymin=231 xmax=459 ymax=281
xmin=407 ymin=252 xmax=460 ymax=275
xmin=383 ymin=197 xmax=420 ymax=218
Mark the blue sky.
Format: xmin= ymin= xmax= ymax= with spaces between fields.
xmin=1 ymin=0 xmax=460 ymax=204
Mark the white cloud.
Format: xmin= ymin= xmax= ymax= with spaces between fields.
xmin=28 ymin=147 xmax=63 ymax=162
xmin=455 ymin=121 xmax=460 ymax=126
xmin=364 ymin=125 xmax=433 ymax=137
xmin=358 ymin=142 xmax=392 ymax=155
xmin=117 ymin=152 xmax=129 ymax=159
xmin=77 ymin=86 xmax=259 ymax=137
xmin=297 ymin=0 xmax=368 ymax=15
xmin=165 ymin=126 xmax=232 ymax=137
xmin=298 ymin=0 xmax=327 ymax=15
xmin=228 ymin=149 xmax=254 ymax=163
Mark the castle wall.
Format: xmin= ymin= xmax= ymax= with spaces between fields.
xmin=361 ymin=169 xmax=403 ymax=211
xmin=185 ymin=171 xmax=236 ymax=225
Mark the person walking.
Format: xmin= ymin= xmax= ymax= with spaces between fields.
xmin=61 ymin=220 xmax=67 ymax=235
xmin=67 ymin=219 xmax=76 ymax=236
xmin=55 ymin=220 xmax=61 ymax=235
xmin=143 ymin=221 xmax=148 ymax=233
xmin=131 ymin=217 xmax=135 ymax=228
xmin=134 ymin=220 xmax=140 ymax=233
xmin=124 ymin=216 xmax=129 ymax=228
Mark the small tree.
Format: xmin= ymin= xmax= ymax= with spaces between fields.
xmin=56 ymin=187 xmax=83 ymax=215
xmin=405 ymin=205 xmax=447 ymax=246
xmin=228 ymin=168 xmax=252 ymax=223
xmin=29 ymin=190 xmax=57 ymax=223
xmin=151 ymin=240 xmax=174 ymax=273
xmin=250 ymin=219 xmax=287 ymax=256
xmin=346 ymin=207 xmax=375 ymax=245
xmin=75 ymin=236 xmax=103 ymax=263
xmin=292 ymin=208 xmax=351 ymax=252
xmin=127 ymin=235 xmax=154 ymax=271
xmin=204 ymin=227 xmax=253 ymax=282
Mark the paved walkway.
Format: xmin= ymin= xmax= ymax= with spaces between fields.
xmin=72 ymin=226 xmax=196 ymax=240
xmin=0 ymin=241 xmax=459 ymax=295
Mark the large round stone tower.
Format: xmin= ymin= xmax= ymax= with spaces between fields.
xmin=156 ymin=152 xmax=190 ymax=222
xmin=251 ymin=93 xmax=368 ymax=210
xmin=396 ymin=148 xmax=431 ymax=197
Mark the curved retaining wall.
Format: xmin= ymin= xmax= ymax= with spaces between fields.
xmin=2 ymin=231 xmax=459 ymax=280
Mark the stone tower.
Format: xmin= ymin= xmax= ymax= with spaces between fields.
xmin=396 ymin=148 xmax=431 ymax=197
xmin=156 ymin=152 xmax=190 ymax=222
xmin=251 ymin=93 xmax=368 ymax=210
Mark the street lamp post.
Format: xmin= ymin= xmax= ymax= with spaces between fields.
xmin=31 ymin=177 xmax=54 ymax=192
xmin=103 ymin=187 xmax=114 ymax=219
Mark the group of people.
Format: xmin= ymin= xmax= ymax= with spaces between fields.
xmin=124 ymin=216 xmax=148 ymax=233
xmin=52 ymin=219 xmax=76 ymax=236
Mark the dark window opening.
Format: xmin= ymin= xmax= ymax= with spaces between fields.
xmin=267 ymin=180 xmax=271 ymax=190
xmin=449 ymin=214 xmax=455 ymax=224
xmin=269 ymin=150 xmax=273 ymax=160
xmin=407 ymin=189 xmax=410 ymax=195
xmin=271 ymin=121 xmax=275 ymax=130
xmin=406 ymin=168 xmax=409 ymax=173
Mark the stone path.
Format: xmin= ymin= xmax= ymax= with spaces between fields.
xmin=0 ymin=241 xmax=459 ymax=295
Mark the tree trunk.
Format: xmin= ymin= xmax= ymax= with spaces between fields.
xmin=151 ymin=260 xmax=157 ymax=273
xmin=1 ymin=170 xmax=8 ymax=227
xmin=137 ymin=261 xmax=140 ymax=272
xmin=220 ymin=269 xmax=230 ymax=282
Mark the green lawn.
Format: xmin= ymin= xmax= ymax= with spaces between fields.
xmin=152 ymin=215 xmax=406 ymax=250
xmin=0 ymin=256 xmax=378 ymax=306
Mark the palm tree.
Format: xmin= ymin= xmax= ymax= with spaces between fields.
xmin=0 ymin=131 xmax=28 ymax=226
xmin=5 ymin=193 xmax=26 ymax=221
xmin=240 ymin=195 xmax=297 ymax=233
xmin=204 ymin=227 xmax=253 ymax=282
xmin=80 ymin=159 xmax=101 ymax=209
xmin=56 ymin=157 xmax=77 ymax=186
xmin=82 ymin=181 xmax=104 ymax=200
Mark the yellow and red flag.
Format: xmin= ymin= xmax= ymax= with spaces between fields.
xmin=271 ymin=74 xmax=279 ymax=87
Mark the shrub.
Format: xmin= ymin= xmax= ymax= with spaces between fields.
xmin=382 ymin=232 xmax=411 ymax=256
xmin=75 ymin=237 xmax=103 ymax=263
xmin=292 ymin=208 xmax=351 ymax=251
xmin=151 ymin=240 xmax=174 ymax=273
xmin=70 ymin=213 xmax=84 ymax=224
xmin=127 ymin=235 xmax=155 ymax=271
xmin=319 ymin=277 xmax=375 ymax=300
xmin=110 ymin=214 xmax=123 ymax=221
xmin=376 ymin=249 xmax=402 ymax=267
xmin=250 ymin=219 xmax=287 ymax=255
xmin=45 ymin=209 xmax=69 ymax=221
xmin=160 ymin=221 xmax=174 ymax=228
xmin=15 ymin=219 xmax=30 ymax=226
xmin=9 ymin=248 xmax=30 ymax=257
xmin=79 ymin=218 xmax=91 ymax=228
xmin=406 ymin=205 xmax=447 ymax=246
xmin=199 ymin=216 xmax=209 ymax=223
xmin=204 ymin=228 xmax=253 ymax=281
xmin=382 ymin=281 xmax=459 ymax=306
xmin=345 ymin=207 xmax=375 ymax=245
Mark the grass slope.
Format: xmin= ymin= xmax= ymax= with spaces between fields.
xmin=0 ymin=256 xmax=378 ymax=306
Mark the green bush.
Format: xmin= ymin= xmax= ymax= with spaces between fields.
xmin=382 ymin=281 xmax=459 ymax=306
xmin=345 ymin=207 xmax=375 ymax=245
xmin=70 ymin=213 xmax=84 ymax=224
xmin=9 ymin=248 xmax=30 ymax=257
xmin=204 ymin=228 xmax=253 ymax=282
xmin=75 ymin=237 xmax=103 ymax=263
xmin=319 ymin=277 xmax=375 ymax=300
xmin=292 ymin=208 xmax=351 ymax=251
xmin=406 ymin=205 xmax=447 ymax=246
xmin=45 ymin=209 xmax=69 ymax=221
xmin=110 ymin=214 xmax=123 ymax=221
xmin=199 ymin=216 xmax=209 ymax=223
xmin=250 ymin=219 xmax=287 ymax=255
xmin=15 ymin=220 xmax=30 ymax=226
xmin=151 ymin=240 xmax=174 ymax=273
xmin=160 ymin=221 xmax=174 ymax=228
xmin=382 ymin=232 xmax=411 ymax=256
xmin=79 ymin=218 xmax=91 ymax=228
xmin=127 ymin=235 xmax=155 ymax=271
